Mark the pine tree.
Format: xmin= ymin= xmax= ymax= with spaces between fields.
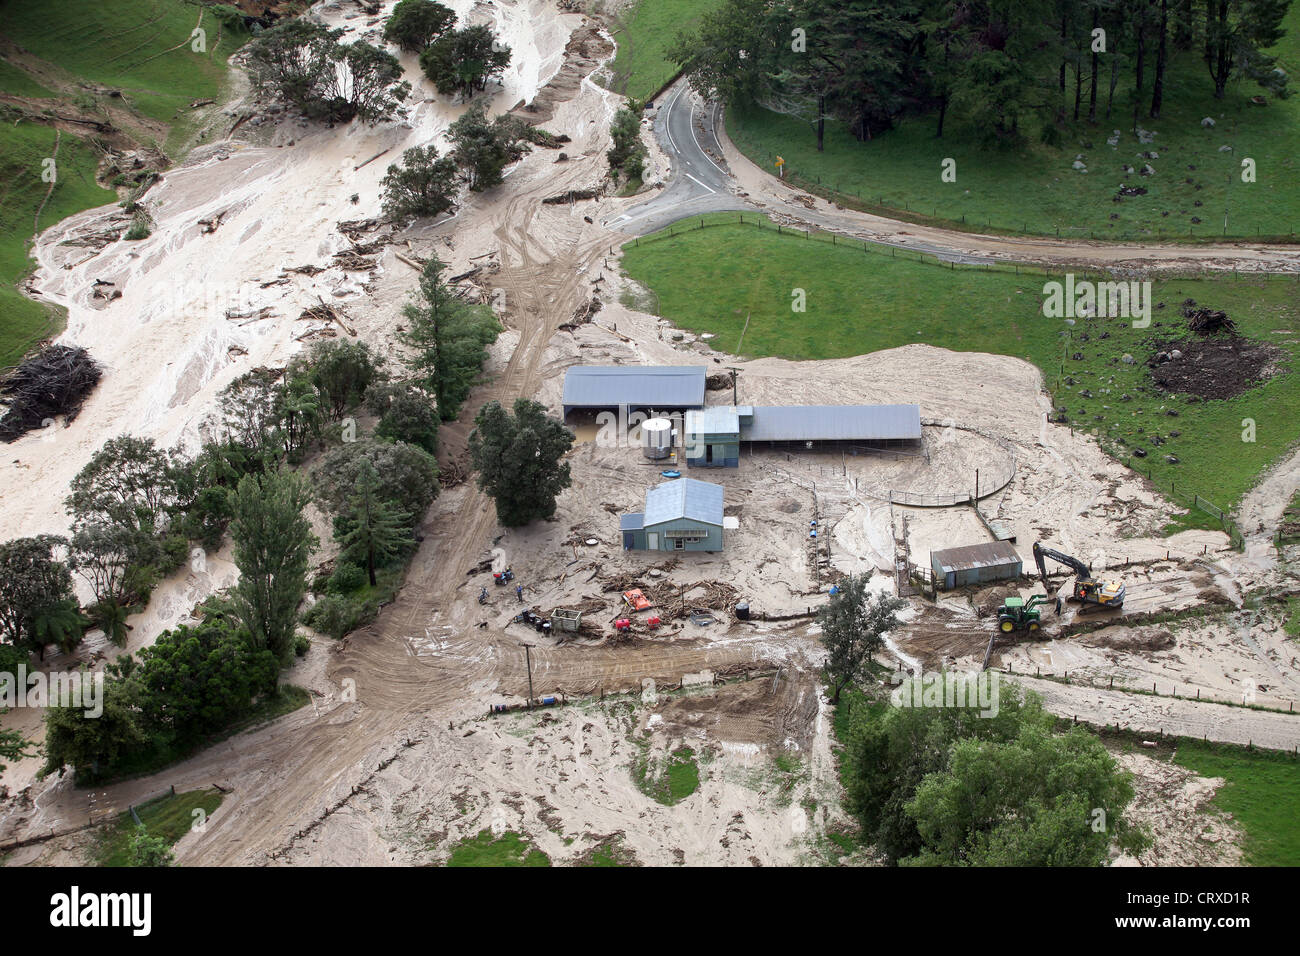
xmin=336 ymin=460 xmax=414 ymax=586
xmin=399 ymin=257 xmax=499 ymax=421
xmin=230 ymin=471 xmax=317 ymax=679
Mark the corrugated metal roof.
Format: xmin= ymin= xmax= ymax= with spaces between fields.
xmin=562 ymin=366 xmax=706 ymax=409
xmin=644 ymin=477 xmax=724 ymax=527
xmin=931 ymin=541 xmax=1022 ymax=574
xmin=740 ymin=404 xmax=922 ymax=442
xmin=620 ymin=513 xmax=644 ymax=531
xmin=686 ymin=406 xmax=740 ymax=435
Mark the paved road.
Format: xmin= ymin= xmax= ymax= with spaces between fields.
xmin=603 ymin=82 xmax=746 ymax=236
xmin=610 ymin=80 xmax=1006 ymax=264
xmin=614 ymin=80 xmax=1300 ymax=272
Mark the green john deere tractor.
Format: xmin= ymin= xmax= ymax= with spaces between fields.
xmin=997 ymin=594 xmax=1049 ymax=633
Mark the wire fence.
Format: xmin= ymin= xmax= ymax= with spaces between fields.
xmin=1006 ymin=664 xmax=1300 ymax=719
xmin=628 ymin=214 xmax=1265 ymax=549
xmin=622 ymin=212 xmax=1300 ymax=284
xmin=1119 ymin=456 xmax=1247 ymax=549
xmin=758 ymin=160 xmax=1300 ymax=244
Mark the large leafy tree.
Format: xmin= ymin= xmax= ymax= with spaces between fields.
xmin=905 ymin=717 xmax=1144 ymax=865
xmin=313 ymin=439 xmax=439 ymax=530
xmin=448 ymin=103 xmax=531 ymax=191
xmin=135 ymin=618 xmax=278 ymax=744
xmin=0 ymin=536 xmax=78 ymax=655
xmin=246 ymin=20 xmax=411 ymax=124
xmin=420 ymin=24 xmax=512 ymax=98
xmin=380 ymin=144 xmax=459 ymax=223
xmin=41 ymin=679 xmax=147 ymax=781
xmin=229 ymin=470 xmax=317 ymax=676
xmin=383 ymin=0 xmax=456 ymax=53
xmin=399 ymin=256 xmax=500 ymax=421
xmin=469 ymin=399 xmax=574 ymax=527
xmin=300 ymin=339 xmax=385 ymax=422
xmin=608 ymin=103 xmax=647 ymax=179
xmin=817 ymin=575 xmax=905 ymax=702
xmin=273 ymin=373 xmax=322 ymax=464
xmin=65 ymin=436 xmax=177 ymax=534
xmin=335 ymin=460 xmax=415 ymax=586
xmin=215 ymin=368 xmax=284 ymax=465
xmin=1204 ymin=0 xmax=1291 ymax=98
xmin=67 ymin=520 xmax=141 ymax=646
xmin=841 ymin=682 xmax=1146 ymax=863
xmin=370 ymin=382 xmax=440 ymax=455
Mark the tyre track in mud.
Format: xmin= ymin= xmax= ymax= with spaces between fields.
xmin=171 ymin=34 xmax=780 ymax=862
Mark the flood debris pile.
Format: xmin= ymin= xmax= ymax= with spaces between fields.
xmin=542 ymin=186 xmax=603 ymax=204
xmin=1182 ymin=300 xmax=1237 ymax=335
xmin=0 ymin=345 xmax=103 ymax=442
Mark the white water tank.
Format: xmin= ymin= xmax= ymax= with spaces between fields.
xmin=642 ymin=418 xmax=673 ymax=459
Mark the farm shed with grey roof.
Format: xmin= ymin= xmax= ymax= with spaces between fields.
xmin=622 ymin=477 xmax=724 ymax=552
xmin=740 ymin=404 xmax=921 ymax=443
xmin=930 ymin=541 xmax=1023 ymax=590
xmin=562 ymin=365 xmax=706 ymax=415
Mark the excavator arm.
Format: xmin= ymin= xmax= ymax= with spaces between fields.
xmin=1032 ymin=542 xmax=1125 ymax=609
xmin=1032 ymin=542 xmax=1092 ymax=587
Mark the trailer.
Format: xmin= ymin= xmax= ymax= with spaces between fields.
xmin=552 ymin=608 xmax=583 ymax=633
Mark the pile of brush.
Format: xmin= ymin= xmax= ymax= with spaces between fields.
xmin=0 ymin=345 xmax=102 ymax=442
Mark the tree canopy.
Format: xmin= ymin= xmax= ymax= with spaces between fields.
xmin=383 ymin=0 xmax=457 ymax=53
xmin=840 ymin=682 xmax=1148 ymax=865
xmin=381 ymin=144 xmax=460 ymax=223
xmin=313 ymin=438 xmax=439 ymax=529
xmin=420 ymin=24 xmax=512 ymax=99
xmin=817 ymin=575 xmax=905 ymax=702
xmin=230 ymin=470 xmax=317 ymax=674
xmin=448 ymin=103 xmax=531 ymax=191
xmin=246 ymin=20 xmax=411 ymax=124
xmin=398 ymin=256 xmax=500 ymax=421
xmin=673 ymin=0 xmax=1293 ymax=149
xmin=469 ymin=398 xmax=574 ymax=527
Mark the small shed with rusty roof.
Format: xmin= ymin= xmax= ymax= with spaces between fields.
xmin=930 ymin=541 xmax=1022 ymax=590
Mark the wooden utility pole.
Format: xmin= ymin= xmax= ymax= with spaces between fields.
xmin=522 ymin=644 xmax=535 ymax=708
xmin=726 ymin=366 xmax=742 ymax=406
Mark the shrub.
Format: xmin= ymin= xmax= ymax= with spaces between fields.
xmin=301 ymin=593 xmax=378 ymax=640
xmin=124 ymin=209 xmax=152 ymax=241
xmin=326 ymin=562 xmax=368 ymax=594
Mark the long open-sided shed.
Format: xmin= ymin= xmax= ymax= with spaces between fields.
xmin=741 ymin=404 xmax=921 ymax=443
xmin=562 ymin=366 xmax=706 ymax=416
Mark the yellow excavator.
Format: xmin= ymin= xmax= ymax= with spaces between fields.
xmin=1032 ymin=542 xmax=1125 ymax=611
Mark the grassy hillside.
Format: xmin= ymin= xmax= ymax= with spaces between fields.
xmin=0 ymin=121 xmax=114 ymax=368
xmin=95 ymin=788 xmax=224 ymax=866
xmin=604 ymin=0 xmax=722 ymax=102
xmin=0 ymin=57 xmax=52 ymax=96
xmin=0 ymin=0 xmax=241 ymax=138
xmin=725 ymin=8 xmax=1300 ymax=241
xmin=622 ymin=214 xmax=1300 ymax=523
xmin=0 ymin=0 xmax=250 ymax=367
